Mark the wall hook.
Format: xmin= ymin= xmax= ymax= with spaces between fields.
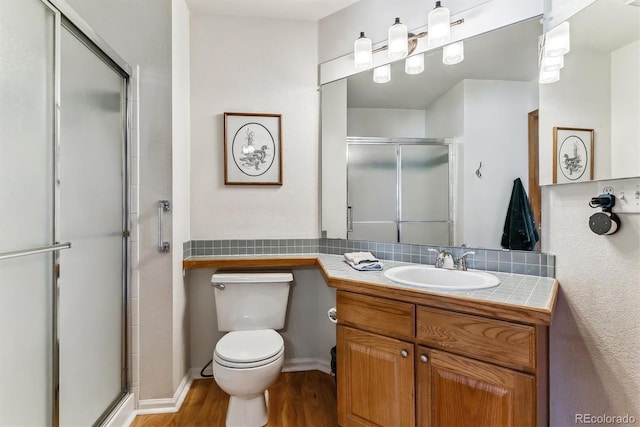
xmin=475 ymin=162 xmax=483 ymax=178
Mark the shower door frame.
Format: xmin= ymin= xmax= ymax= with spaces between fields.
xmin=44 ymin=0 xmax=133 ymax=425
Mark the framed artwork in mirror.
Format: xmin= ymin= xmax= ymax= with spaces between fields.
xmin=552 ymin=127 xmax=594 ymax=184
xmin=224 ymin=112 xmax=282 ymax=185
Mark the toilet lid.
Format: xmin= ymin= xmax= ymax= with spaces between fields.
xmin=215 ymin=329 xmax=284 ymax=364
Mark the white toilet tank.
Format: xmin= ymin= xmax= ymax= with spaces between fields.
xmin=211 ymin=271 xmax=293 ymax=332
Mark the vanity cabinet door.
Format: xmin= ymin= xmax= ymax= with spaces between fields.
xmin=416 ymin=346 xmax=535 ymax=427
xmin=337 ymin=326 xmax=415 ymax=427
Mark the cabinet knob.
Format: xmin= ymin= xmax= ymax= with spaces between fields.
xmin=401 ymin=349 xmax=409 ymax=358
xmin=420 ymin=354 xmax=428 ymax=363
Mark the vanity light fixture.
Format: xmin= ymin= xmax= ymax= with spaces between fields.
xmin=545 ymin=21 xmax=570 ymax=57
xmin=353 ymin=1 xmax=463 ymax=74
xmin=428 ymin=1 xmax=451 ymax=47
xmin=539 ymin=68 xmax=560 ymax=84
xmin=405 ymin=53 xmax=425 ymax=74
xmin=541 ymin=53 xmax=564 ymax=72
xmin=443 ymin=40 xmax=464 ymax=65
xmin=388 ymin=18 xmax=409 ymax=60
xmin=354 ymin=32 xmax=373 ymax=70
xmin=373 ymin=64 xmax=392 ymax=83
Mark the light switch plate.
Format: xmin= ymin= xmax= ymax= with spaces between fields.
xmin=598 ymin=177 xmax=640 ymax=214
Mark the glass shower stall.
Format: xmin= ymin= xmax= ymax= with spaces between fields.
xmin=0 ymin=0 xmax=130 ymax=425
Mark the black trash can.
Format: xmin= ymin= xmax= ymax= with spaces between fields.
xmin=330 ymin=346 xmax=337 ymax=382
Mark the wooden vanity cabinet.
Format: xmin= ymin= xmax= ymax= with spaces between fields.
xmin=416 ymin=346 xmax=535 ymax=427
xmin=336 ymin=290 xmax=547 ymax=427
xmin=337 ymin=326 xmax=415 ymax=427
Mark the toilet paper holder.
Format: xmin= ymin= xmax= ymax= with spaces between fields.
xmin=327 ymin=307 xmax=337 ymax=324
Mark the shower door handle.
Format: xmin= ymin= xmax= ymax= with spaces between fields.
xmin=158 ymin=200 xmax=171 ymax=253
xmin=0 ymin=242 xmax=71 ymax=261
xmin=347 ymin=206 xmax=354 ymax=232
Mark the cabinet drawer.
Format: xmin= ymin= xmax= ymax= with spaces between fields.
xmin=416 ymin=306 xmax=535 ymax=371
xmin=337 ymin=291 xmax=415 ymax=339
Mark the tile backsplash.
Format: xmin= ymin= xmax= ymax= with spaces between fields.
xmin=183 ymin=238 xmax=555 ymax=278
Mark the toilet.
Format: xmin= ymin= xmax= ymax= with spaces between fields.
xmin=210 ymin=271 xmax=293 ymax=427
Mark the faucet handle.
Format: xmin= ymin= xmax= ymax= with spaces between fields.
xmin=457 ymin=251 xmax=476 ymax=271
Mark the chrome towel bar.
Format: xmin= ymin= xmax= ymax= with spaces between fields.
xmin=0 ymin=242 xmax=71 ymax=261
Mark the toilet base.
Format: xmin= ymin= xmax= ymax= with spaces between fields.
xmin=225 ymin=390 xmax=269 ymax=427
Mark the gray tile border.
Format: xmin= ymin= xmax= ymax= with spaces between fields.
xmin=182 ymin=238 xmax=556 ymax=278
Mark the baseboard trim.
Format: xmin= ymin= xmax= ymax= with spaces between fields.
xmin=283 ymin=357 xmax=331 ymax=375
xmin=102 ymin=393 xmax=136 ymax=427
xmin=190 ymin=357 xmax=332 ymax=380
xmin=136 ymin=372 xmax=193 ymax=415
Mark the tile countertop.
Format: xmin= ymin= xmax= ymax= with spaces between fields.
xmin=183 ymin=253 xmax=558 ymax=326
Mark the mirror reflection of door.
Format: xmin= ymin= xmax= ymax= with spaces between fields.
xmin=528 ymin=109 xmax=541 ymax=250
xmin=347 ymin=139 xmax=452 ymax=244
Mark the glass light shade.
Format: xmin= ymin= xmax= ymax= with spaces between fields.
xmin=405 ymin=53 xmax=425 ymax=75
xmin=428 ymin=1 xmax=451 ymax=47
xmin=354 ymin=32 xmax=373 ymax=70
xmin=541 ymin=53 xmax=564 ymax=72
xmin=443 ymin=41 xmax=464 ymax=65
xmin=388 ymin=17 xmax=408 ymax=60
xmin=539 ymin=68 xmax=560 ymax=84
xmin=373 ymin=64 xmax=391 ymax=83
xmin=545 ymin=22 xmax=570 ymax=57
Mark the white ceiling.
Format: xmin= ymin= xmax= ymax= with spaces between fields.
xmin=185 ymin=0 xmax=361 ymax=21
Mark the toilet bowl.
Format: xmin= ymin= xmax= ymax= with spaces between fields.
xmin=212 ymin=329 xmax=285 ymax=427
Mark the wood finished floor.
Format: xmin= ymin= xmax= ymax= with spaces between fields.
xmin=131 ymin=371 xmax=337 ymax=427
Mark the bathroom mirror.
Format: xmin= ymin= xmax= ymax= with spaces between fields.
xmin=321 ymin=17 xmax=542 ymax=250
xmin=539 ymin=0 xmax=640 ymax=185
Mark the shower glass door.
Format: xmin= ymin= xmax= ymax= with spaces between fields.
xmin=57 ymin=24 xmax=128 ymax=427
xmin=0 ymin=0 xmax=56 ymax=425
xmin=1 ymin=1 xmax=129 ymax=425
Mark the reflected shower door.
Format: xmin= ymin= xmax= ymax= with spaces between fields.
xmin=0 ymin=1 xmax=56 ymax=425
xmin=400 ymin=144 xmax=451 ymax=245
xmin=58 ymin=26 xmax=127 ymax=426
xmin=347 ymin=144 xmax=398 ymax=243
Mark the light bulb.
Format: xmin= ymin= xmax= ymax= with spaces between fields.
xmin=443 ymin=41 xmax=464 ymax=65
xmin=428 ymin=1 xmax=451 ymax=47
xmin=405 ymin=54 xmax=424 ymax=75
xmin=539 ymin=69 xmax=560 ymax=84
xmin=541 ymin=53 xmax=564 ymax=72
xmin=388 ymin=17 xmax=408 ymax=60
xmin=354 ymin=32 xmax=372 ymax=70
xmin=373 ymin=64 xmax=391 ymax=83
xmin=545 ymin=22 xmax=570 ymax=57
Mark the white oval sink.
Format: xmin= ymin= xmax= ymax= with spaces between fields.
xmin=383 ymin=265 xmax=500 ymax=291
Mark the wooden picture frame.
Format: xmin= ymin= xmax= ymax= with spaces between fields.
xmin=223 ymin=112 xmax=283 ymax=185
xmin=552 ymin=127 xmax=594 ymax=184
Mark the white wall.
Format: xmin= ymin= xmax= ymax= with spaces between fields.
xmin=63 ymin=0 xmax=178 ymax=401
xmin=190 ymin=14 xmax=319 ymax=239
xmin=347 ymin=108 xmax=426 ymax=137
xmin=424 ymin=81 xmax=464 ymax=139
xmin=611 ymin=40 xmax=640 ymax=178
xmin=171 ymin=0 xmax=191 ymax=392
xmin=321 ymin=80 xmax=348 ymax=239
xmin=539 ymin=48 xmax=612 ymax=185
xmin=542 ymin=180 xmax=640 ymax=425
xmin=463 ymin=80 xmax=532 ymax=249
xmin=188 ymin=268 xmax=336 ymax=375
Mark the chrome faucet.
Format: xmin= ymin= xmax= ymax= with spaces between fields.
xmin=456 ymin=251 xmax=476 ymax=271
xmin=428 ymin=248 xmax=476 ymax=271
xmin=428 ymin=248 xmax=455 ymax=269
